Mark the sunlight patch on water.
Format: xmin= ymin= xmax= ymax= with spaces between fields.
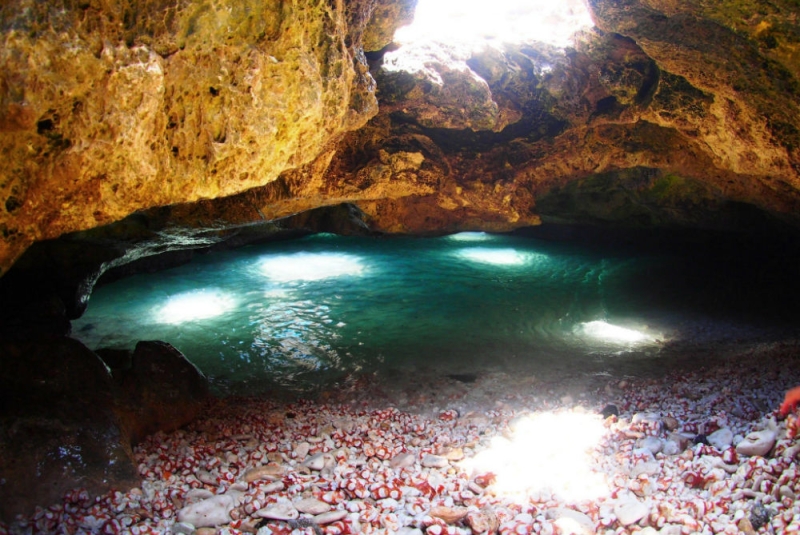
xmin=447 ymin=231 xmax=493 ymax=242
xmin=257 ymin=252 xmax=365 ymax=282
xmin=456 ymin=247 xmax=537 ymax=266
xmin=460 ymin=410 xmax=609 ymax=502
xmin=154 ymin=289 xmax=236 ymax=325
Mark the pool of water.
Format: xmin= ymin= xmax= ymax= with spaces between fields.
xmin=72 ymin=231 xmax=800 ymax=395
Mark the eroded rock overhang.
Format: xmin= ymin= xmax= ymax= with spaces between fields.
xmin=2 ymin=0 xmax=800 ymax=281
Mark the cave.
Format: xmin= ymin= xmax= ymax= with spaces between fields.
xmin=2 ymin=0 xmax=800 ymax=533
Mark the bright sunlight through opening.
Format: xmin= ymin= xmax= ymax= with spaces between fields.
xmin=258 ymin=253 xmax=365 ymax=282
xmin=460 ymin=410 xmax=609 ymax=502
xmin=577 ymin=320 xmax=660 ymax=345
xmin=395 ymin=0 xmax=593 ymax=50
xmin=154 ymin=289 xmax=236 ymax=325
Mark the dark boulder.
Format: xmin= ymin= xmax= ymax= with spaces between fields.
xmin=0 ymin=336 xmax=139 ymax=523
xmin=113 ymin=341 xmax=210 ymax=445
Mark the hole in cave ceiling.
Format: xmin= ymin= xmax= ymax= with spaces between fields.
xmin=384 ymin=0 xmax=594 ymax=74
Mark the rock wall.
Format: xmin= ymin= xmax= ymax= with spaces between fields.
xmin=0 ymin=0 xmax=399 ymax=275
xmin=334 ymin=3 xmax=800 ymax=234
xmin=3 ymin=0 xmax=800 ymax=278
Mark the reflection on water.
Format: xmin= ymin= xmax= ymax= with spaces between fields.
xmin=72 ymin=232 xmax=800 ymax=395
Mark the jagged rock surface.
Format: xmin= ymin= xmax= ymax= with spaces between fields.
xmin=2 ymin=0 xmax=800 ymax=276
xmin=0 ymin=0 xmax=390 ymax=274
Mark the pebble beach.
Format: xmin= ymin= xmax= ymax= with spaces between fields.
xmin=5 ymin=341 xmax=800 ymax=535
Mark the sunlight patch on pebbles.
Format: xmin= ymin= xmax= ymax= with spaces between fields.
xmin=577 ymin=320 xmax=661 ymax=345
xmin=460 ymin=410 xmax=610 ymax=502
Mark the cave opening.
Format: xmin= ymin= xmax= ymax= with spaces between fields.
xmin=392 ymin=0 xmax=593 ymax=51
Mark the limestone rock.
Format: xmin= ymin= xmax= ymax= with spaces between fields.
xmin=662 ymin=416 xmax=679 ymax=431
xmin=0 ymin=0 xmax=383 ymax=274
xmin=362 ymin=0 xmax=417 ymax=52
xmin=3 ymin=0 xmax=800 ymax=292
xmin=171 ymin=522 xmax=195 ymax=535
xmin=445 ymin=447 xmax=465 ymax=461
xmin=185 ymin=489 xmax=215 ymax=504
xmin=465 ymin=510 xmax=492 ymax=533
xmin=637 ymin=436 xmax=664 ymax=455
xmin=294 ymin=442 xmax=311 ymax=459
xmin=390 ymin=452 xmax=416 ymax=469
xmin=302 ymin=452 xmax=328 ymax=471
xmin=262 ymin=481 xmax=287 ymax=494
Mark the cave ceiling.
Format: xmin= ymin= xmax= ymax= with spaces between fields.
xmin=1 ymin=0 xmax=800 ymax=278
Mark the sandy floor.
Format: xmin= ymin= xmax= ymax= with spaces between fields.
xmin=4 ymin=341 xmax=800 ymax=535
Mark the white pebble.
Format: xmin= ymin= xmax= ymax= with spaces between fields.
xmin=176 ymin=495 xmax=235 ymax=528
xmin=421 ymin=454 xmax=449 ymax=468
xmin=638 ymin=436 xmax=664 ymax=455
xmin=613 ymin=497 xmax=649 ymax=526
xmin=171 ymin=522 xmax=195 ymax=535
xmin=314 ymin=510 xmax=348 ymax=524
xmin=294 ymin=497 xmax=330 ymax=515
xmin=256 ymin=500 xmax=299 ymax=520
xmin=707 ymin=428 xmax=734 ymax=450
xmin=735 ymin=429 xmax=777 ymax=457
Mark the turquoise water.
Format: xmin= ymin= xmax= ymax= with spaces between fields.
xmin=72 ymin=232 xmax=799 ymax=395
